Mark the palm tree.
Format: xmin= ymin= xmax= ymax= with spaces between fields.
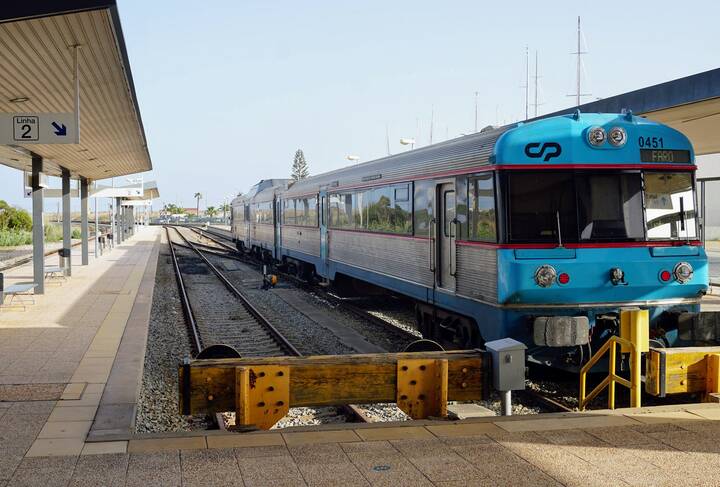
xmin=206 ymin=206 xmax=218 ymax=219
xmin=193 ymin=192 xmax=202 ymax=219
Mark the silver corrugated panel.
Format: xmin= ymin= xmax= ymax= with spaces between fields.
xmin=251 ymin=223 xmax=274 ymax=246
xmin=282 ymin=226 xmax=321 ymax=257
xmin=234 ymin=222 xmax=250 ymax=246
xmin=330 ymin=231 xmax=434 ymax=287
xmin=284 ymin=127 xmax=510 ymax=198
xmin=455 ymin=245 xmax=498 ymax=303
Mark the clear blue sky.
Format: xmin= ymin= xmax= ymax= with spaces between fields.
xmin=1 ymin=0 xmax=719 ymax=210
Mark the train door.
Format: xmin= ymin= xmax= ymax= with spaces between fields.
xmin=319 ymin=190 xmax=329 ymax=276
xmin=274 ymin=197 xmax=282 ymax=259
xmin=436 ymin=181 xmax=456 ymax=290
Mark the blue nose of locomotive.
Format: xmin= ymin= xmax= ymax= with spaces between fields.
xmin=497 ymin=246 xmax=708 ymax=305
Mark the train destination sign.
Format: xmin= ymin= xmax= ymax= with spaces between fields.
xmin=640 ymin=149 xmax=691 ymax=163
xmin=0 ymin=113 xmax=78 ymax=145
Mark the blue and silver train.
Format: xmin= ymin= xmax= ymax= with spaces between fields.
xmin=231 ymin=112 xmax=710 ymax=368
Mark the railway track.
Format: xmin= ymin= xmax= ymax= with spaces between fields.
xmin=166 ymin=225 xmax=299 ymax=357
xmin=182 ymin=225 xmax=421 ymax=345
xmin=166 ymin=225 xmax=371 ymax=426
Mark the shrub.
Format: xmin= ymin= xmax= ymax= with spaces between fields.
xmin=0 ymin=207 xmax=32 ymax=231
xmin=72 ymin=228 xmax=81 ymax=239
xmin=45 ymin=223 xmax=63 ymax=242
xmin=0 ymin=229 xmax=32 ymax=246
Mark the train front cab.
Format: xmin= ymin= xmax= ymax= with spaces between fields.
xmin=490 ymin=112 xmax=711 ymax=368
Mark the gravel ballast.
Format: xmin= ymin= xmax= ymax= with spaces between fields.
xmin=135 ymin=238 xmax=203 ymax=433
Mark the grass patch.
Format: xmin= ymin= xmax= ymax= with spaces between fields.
xmin=0 ymin=225 xmax=84 ymax=247
xmin=0 ymin=229 xmax=33 ymax=246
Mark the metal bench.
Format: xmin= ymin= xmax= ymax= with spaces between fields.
xmin=0 ymin=282 xmax=37 ymax=309
xmin=44 ymin=265 xmax=66 ymax=281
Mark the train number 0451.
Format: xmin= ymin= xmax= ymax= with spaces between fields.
xmin=638 ymin=136 xmax=664 ymax=149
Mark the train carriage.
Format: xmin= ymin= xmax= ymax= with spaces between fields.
xmin=233 ymin=112 xmax=710 ymax=368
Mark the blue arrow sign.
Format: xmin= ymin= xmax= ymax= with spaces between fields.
xmin=51 ymin=122 xmax=67 ymax=136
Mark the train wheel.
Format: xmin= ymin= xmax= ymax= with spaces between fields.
xmin=404 ymin=339 xmax=445 ymax=352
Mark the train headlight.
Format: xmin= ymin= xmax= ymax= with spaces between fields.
xmin=587 ymin=126 xmax=606 ymax=146
xmin=534 ymin=265 xmax=557 ymax=288
xmin=673 ymin=262 xmax=693 ymax=284
xmin=608 ymin=127 xmax=627 ymax=147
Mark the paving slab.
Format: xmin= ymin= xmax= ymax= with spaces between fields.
xmin=283 ymin=429 xmax=362 ymax=446
xmin=207 ymin=432 xmax=285 ymax=449
xmin=127 ymin=436 xmax=207 ymax=453
xmin=68 ymin=453 xmax=128 ymax=487
xmin=354 ymin=426 xmax=434 ymax=441
xmin=80 ymin=441 xmax=127 ymax=455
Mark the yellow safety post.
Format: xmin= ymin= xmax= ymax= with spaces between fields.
xmin=621 ymin=309 xmax=649 ymax=408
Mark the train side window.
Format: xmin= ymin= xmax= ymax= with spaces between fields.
xmin=321 ymin=196 xmax=327 ymax=226
xmin=443 ymin=190 xmax=456 ymax=237
xmin=329 ymin=193 xmax=353 ymax=228
xmin=395 ymin=186 xmax=409 ymax=202
xmin=469 ymin=174 xmax=496 ymax=242
xmin=414 ymin=180 xmax=435 ymax=237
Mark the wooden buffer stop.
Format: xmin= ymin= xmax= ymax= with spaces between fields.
xmin=646 ymin=346 xmax=720 ymax=402
xmin=179 ymin=350 xmax=488 ymax=430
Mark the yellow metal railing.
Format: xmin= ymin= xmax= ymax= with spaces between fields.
xmin=579 ymin=336 xmax=640 ymax=410
xmin=579 ymin=309 xmax=647 ymax=410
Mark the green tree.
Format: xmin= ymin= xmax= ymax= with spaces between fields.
xmin=206 ymin=206 xmax=218 ymax=218
xmin=221 ymin=203 xmax=231 ymax=222
xmin=193 ymin=192 xmax=202 ymax=218
xmin=291 ymin=149 xmax=309 ymax=180
xmin=162 ymin=203 xmax=184 ymax=215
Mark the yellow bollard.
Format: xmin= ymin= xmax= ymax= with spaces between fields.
xmin=620 ymin=309 xmax=648 ymax=408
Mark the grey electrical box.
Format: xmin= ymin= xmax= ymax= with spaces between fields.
xmin=485 ymin=338 xmax=527 ymax=392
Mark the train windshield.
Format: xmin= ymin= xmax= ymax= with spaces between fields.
xmin=506 ymin=171 xmax=696 ymax=243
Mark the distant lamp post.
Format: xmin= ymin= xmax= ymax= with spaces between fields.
xmin=399 ymin=138 xmax=415 ymax=150
xmin=346 ymin=155 xmax=360 ymax=163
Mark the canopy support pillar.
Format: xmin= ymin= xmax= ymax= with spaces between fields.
xmin=32 ymin=155 xmax=45 ymax=295
xmin=61 ymin=168 xmax=72 ymax=276
xmin=80 ymin=177 xmax=89 ymax=265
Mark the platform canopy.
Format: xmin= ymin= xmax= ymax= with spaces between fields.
xmin=0 ymin=0 xmax=151 ymax=179
xmin=536 ymin=68 xmax=720 ymax=155
xmin=91 ymin=180 xmax=159 ymax=200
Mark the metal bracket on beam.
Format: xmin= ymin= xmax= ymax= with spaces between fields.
xmin=235 ymin=365 xmax=289 ymax=430
xmin=705 ymin=354 xmax=720 ymax=402
xmin=396 ymin=358 xmax=448 ymax=419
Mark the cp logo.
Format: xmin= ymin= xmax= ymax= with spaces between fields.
xmin=524 ymin=142 xmax=562 ymax=162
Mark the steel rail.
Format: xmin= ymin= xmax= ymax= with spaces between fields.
xmin=185 ymin=226 xmax=237 ymax=252
xmin=171 ymin=226 xmax=301 ymax=357
xmin=176 ymin=226 xmax=371 ymax=424
xmin=165 ymin=226 xmax=203 ymax=354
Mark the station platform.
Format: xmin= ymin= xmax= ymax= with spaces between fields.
xmin=1 ymin=399 xmax=719 ymax=486
xmin=1 ymin=226 xmax=720 ymax=485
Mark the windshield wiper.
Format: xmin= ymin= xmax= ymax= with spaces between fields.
xmin=556 ymin=210 xmax=564 ymax=248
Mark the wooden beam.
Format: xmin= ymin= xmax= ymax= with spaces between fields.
xmin=646 ymin=347 xmax=720 ymax=396
xmin=179 ymin=350 xmax=486 ymax=415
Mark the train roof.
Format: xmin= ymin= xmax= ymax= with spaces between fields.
xmin=494 ymin=112 xmax=694 ymax=166
xmin=283 ymin=125 xmax=509 ymax=197
xmin=284 ymin=112 xmax=694 ymax=197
